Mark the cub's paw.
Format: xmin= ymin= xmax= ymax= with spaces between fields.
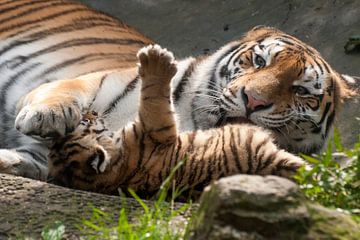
xmin=15 ymin=102 xmax=81 ymax=139
xmin=137 ymin=44 xmax=177 ymax=83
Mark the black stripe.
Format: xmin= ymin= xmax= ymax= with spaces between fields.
xmin=0 ymin=63 xmax=41 ymax=132
xmin=35 ymin=53 xmax=125 ymax=80
xmin=229 ymin=127 xmax=242 ymax=173
xmin=0 ymin=0 xmax=28 ymax=8
xmin=0 ymin=0 xmax=56 ymax=16
xmin=313 ymin=58 xmax=324 ymax=74
xmin=202 ymin=158 xmax=214 ymax=188
xmin=226 ymin=44 xmax=248 ymax=67
xmin=317 ymin=102 xmax=332 ymax=125
xmin=246 ymin=130 xmax=254 ymax=173
xmin=88 ymin=74 xmax=109 ymax=108
xmin=190 ymin=44 xmax=242 ymax=128
xmin=16 ymin=148 xmax=47 ymax=164
xmin=253 ymin=138 xmax=270 ymax=173
xmin=277 ymin=38 xmax=295 ymax=46
xmin=173 ymin=60 xmax=195 ymax=103
xmin=123 ymin=134 xmax=145 ymax=184
xmin=320 ymin=58 xmax=331 ymax=73
xmin=0 ymin=1 xmax=83 ymax=27
xmin=208 ymin=44 xmax=242 ymax=94
xmin=0 ymin=8 xmax=90 ymax=35
xmin=259 ymin=151 xmax=277 ymax=171
xmin=0 ymin=16 xmax=120 ymax=59
xmin=153 ymin=124 xmax=175 ymax=133
xmin=141 ymin=83 xmax=157 ymax=91
xmin=324 ymin=110 xmax=335 ymax=138
xmin=223 ymin=93 xmax=237 ymax=106
xmin=5 ymin=24 xmax=42 ymax=40
xmin=192 ymin=133 xmax=215 ymax=185
xmin=132 ymin=123 xmax=139 ymax=139
xmin=63 ymin=142 xmax=89 ymax=150
xmin=159 ymin=143 xmax=175 ymax=184
xmin=220 ymin=127 xmax=230 ymax=174
xmin=2 ymin=38 xmax=144 ymax=70
xmin=103 ymin=76 xmax=140 ymax=115
xmin=171 ymin=136 xmax=182 ymax=170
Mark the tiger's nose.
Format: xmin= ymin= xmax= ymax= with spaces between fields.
xmin=243 ymin=89 xmax=272 ymax=112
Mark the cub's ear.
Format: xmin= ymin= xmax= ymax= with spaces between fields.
xmin=90 ymin=145 xmax=110 ymax=174
xmin=340 ymin=74 xmax=360 ymax=98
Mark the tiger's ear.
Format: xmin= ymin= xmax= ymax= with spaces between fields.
xmin=339 ymin=74 xmax=360 ymax=99
xmin=244 ymin=25 xmax=282 ymax=40
xmin=250 ymin=25 xmax=276 ymax=32
xmin=90 ymin=145 xmax=110 ymax=174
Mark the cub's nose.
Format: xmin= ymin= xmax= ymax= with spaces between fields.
xmin=243 ymin=89 xmax=273 ymax=112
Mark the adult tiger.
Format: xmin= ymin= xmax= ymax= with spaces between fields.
xmin=0 ymin=0 xmax=357 ymax=180
xmin=47 ymin=45 xmax=304 ymax=197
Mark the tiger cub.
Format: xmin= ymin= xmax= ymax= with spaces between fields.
xmin=48 ymin=45 xmax=304 ymax=196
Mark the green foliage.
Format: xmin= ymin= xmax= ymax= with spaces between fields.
xmin=41 ymin=221 xmax=65 ymax=240
xmin=79 ymin=160 xmax=192 ymax=239
xmin=295 ymin=129 xmax=360 ymax=220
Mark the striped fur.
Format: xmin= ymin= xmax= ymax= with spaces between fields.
xmin=0 ymin=0 xmax=357 ymax=181
xmin=48 ymin=45 xmax=304 ymax=196
xmin=0 ymin=0 xmax=151 ymax=179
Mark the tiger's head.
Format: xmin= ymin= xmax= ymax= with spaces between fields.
xmin=47 ymin=112 xmax=123 ymax=193
xmin=192 ymin=26 xmax=358 ymax=154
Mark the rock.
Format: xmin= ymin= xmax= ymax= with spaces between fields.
xmin=189 ymin=175 xmax=360 ymax=240
xmin=0 ymin=174 xmax=191 ymax=239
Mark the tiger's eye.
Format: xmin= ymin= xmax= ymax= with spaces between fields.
xmin=254 ymin=54 xmax=266 ymax=68
xmin=293 ymin=86 xmax=310 ymax=96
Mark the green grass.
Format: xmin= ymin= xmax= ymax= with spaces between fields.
xmin=295 ymin=128 xmax=360 ymax=221
xmin=78 ymin=160 xmax=192 ymax=240
xmin=41 ymin=221 xmax=65 ymax=240
xmin=77 ymin=192 xmax=191 ymax=240
xmin=39 ymin=161 xmax=192 ymax=240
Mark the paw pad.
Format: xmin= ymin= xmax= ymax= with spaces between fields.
xmin=137 ymin=44 xmax=177 ymax=80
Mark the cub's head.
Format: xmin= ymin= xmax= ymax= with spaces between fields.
xmin=193 ymin=26 xmax=359 ymax=154
xmin=47 ymin=112 xmax=122 ymax=193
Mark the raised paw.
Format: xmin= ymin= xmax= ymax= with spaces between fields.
xmin=15 ymin=101 xmax=81 ymax=139
xmin=136 ymin=44 xmax=177 ymax=83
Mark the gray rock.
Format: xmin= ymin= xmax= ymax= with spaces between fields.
xmin=0 ymin=174 xmax=191 ymax=239
xmin=189 ymin=175 xmax=360 ymax=240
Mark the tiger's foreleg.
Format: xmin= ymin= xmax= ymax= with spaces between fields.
xmin=15 ymin=77 xmax=104 ymax=139
xmin=136 ymin=45 xmax=178 ymax=144
xmin=2 ymin=75 xmax=105 ymax=180
xmin=0 ymin=142 xmax=48 ymax=180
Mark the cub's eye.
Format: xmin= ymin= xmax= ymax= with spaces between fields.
xmin=254 ymin=54 xmax=266 ymax=68
xmin=293 ymin=86 xmax=310 ymax=96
